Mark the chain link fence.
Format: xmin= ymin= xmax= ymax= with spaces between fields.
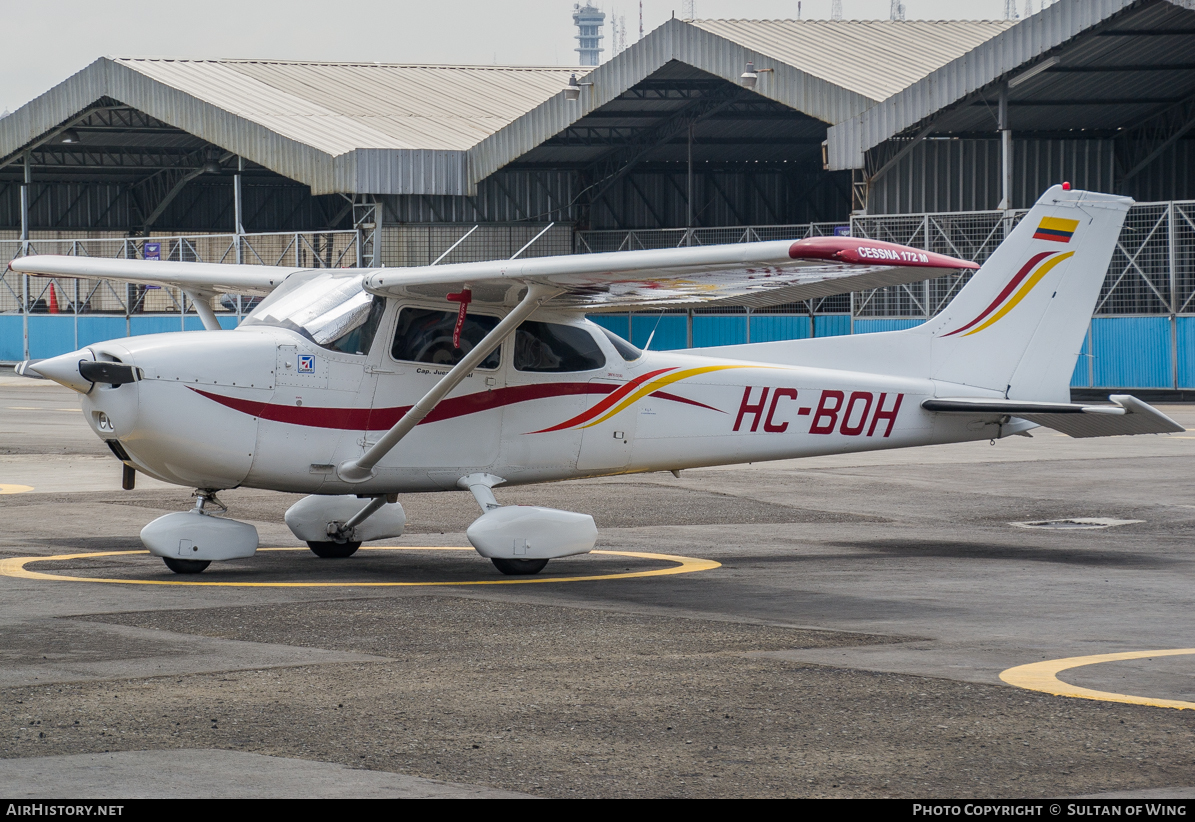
xmin=851 ymin=200 xmax=1195 ymax=320
xmin=4 ymin=205 xmax=1193 ymax=381
xmin=576 ymin=223 xmax=845 ymax=254
xmin=380 ymin=224 xmax=572 ymax=268
xmin=0 ymin=231 xmax=359 ymax=318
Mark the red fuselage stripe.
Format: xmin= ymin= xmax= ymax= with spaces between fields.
xmin=189 ymin=378 xmax=715 ymax=431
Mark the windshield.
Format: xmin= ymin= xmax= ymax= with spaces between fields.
xmin=241 ymin=271 xmax=385 ymax=355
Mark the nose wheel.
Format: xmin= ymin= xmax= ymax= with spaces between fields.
xmin=491 ymin=558 xmax=549 ymax=575
xmin=162 ymin=557 xmax=211 ymax=574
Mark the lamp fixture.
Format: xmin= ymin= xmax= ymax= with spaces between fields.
xmin=201 ymin=159 xmax=223 ymax=175
xmin=564 ymin=73 xmax=594 ymax=102
xmin=739 ymin=62 xmax=773 ymax=90
xmin=59 ymin=129 xmax=81 ymax=144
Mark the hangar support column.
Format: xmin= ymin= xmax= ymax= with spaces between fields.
xmin=20 ymin=152 xmax=30 ymax=360
xmin=998 ymin=83 xmax=1013 ymax=213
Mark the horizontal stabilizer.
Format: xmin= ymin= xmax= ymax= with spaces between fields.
xmin=922 ymin=395 xmax=1184 ymax=438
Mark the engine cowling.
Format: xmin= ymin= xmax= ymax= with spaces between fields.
xmin=466 ymin=506 xmax=597 ymax=560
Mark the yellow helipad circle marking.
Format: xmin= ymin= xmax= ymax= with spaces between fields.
xmin=0 ymin=484 xmax=33 ymax=495
xmin=1000 ymin=649 xmax=1195 ymax=710
xmin=0 ymin=546 xmax=719 ymax=588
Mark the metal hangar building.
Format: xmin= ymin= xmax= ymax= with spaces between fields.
xmin=1 ymin=0 xmax=1193 ymax=391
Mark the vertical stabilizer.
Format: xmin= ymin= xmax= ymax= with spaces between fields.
xmin=923 ymin=185 xmax=1131 ymax=401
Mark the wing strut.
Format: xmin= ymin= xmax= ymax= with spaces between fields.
xmin=183 ymin=289 xmax=222 ymax=331
xmin=336 ymin=283 xmax=560 ymax=483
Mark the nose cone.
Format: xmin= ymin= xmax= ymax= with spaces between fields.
xmin=25 ymin=349 xmax=96 ymax=394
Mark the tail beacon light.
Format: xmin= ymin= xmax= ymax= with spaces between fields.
xmin=141 ymin=511 xmax=258 ymax=562
xmin=466 ymin=506 xmax=597 ymax=561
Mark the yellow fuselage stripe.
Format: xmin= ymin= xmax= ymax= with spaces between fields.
xmin=580 ymin=364 xmax=756 ymax=428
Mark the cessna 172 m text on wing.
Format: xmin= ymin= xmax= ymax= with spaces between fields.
xmin=10 ymin=185 xmax=1183 ymax=575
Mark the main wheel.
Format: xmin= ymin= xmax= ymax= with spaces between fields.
xmin=491 ymin=558 xmax=549 ymax=576
xmin=162 ymin=557 xmax=210 ymax=574
xmin=307 ymin=540 xmax=361 ymax=558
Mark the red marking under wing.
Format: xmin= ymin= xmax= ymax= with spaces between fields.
xmin=941 ymin=251 xmax=1054 ymax=338
xmin=788 ymin=236 xmax=979 ymax=270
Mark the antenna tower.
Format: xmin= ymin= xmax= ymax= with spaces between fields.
xmin=831 ymin=0 xmax=843 ymax=21
xmin=682 ymin=0 xmax=695 ymax=19
xmin=612 ymin=13 xmax=628 ymax=54
xmin=572 ymin=3 xmax=606 ymax=67
xmin=639 ymin=1 xmax=644 ymax=40
xmin=1003 ymin=0 xmax=1019 ymax=19
xmin=889 ymin=0 xmax=905 ymax=20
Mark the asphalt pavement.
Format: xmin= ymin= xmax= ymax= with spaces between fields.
xmin=1 ymin=375 xmax=1192 ymax=798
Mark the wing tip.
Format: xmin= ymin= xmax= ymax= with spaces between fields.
xmin=788 ymin=237 xmax=978 ymax=270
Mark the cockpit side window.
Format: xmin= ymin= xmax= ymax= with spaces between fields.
xmin=513 ymin=322 xmax=606 ymax=372
xmin=391 ymin=307 xmax=501 ymax=369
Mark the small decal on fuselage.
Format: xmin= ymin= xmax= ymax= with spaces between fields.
xmin=297 ymin=355 xmax=315 ymax=373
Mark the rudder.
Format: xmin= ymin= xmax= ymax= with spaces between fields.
xmin=923 ymin=185 xmax=1131 ymax=402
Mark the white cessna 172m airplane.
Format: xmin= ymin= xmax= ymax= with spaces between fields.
xmin=10 ymin=185 xmax=1183 ymax=576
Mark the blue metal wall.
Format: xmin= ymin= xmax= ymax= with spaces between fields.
xmin=4 ymin=312 xmax=1191 ymax=391
xmin=5 ymin=315 xmax=238 ymax=362
xmin=583 ymin=313 xmax=1195 ymax=390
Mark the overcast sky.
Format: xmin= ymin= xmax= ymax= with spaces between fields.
xmin=2 ymin=0 xmax=1043 ymax=114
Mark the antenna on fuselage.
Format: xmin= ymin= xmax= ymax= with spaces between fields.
xmin=643 ymin=310 xmax=665 ymax=350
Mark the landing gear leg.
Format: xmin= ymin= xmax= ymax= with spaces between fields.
xmin=159 ymin=490 xmax=227 ymax=575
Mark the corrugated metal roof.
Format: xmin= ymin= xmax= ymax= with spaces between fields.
xmin=826 ymin=0 xmax=1195 ymax=170
xmin=468 ymin=18 xmax=1012 ymax=187
xmin=690 ymin=20 xmax=1013 ymax=103
xmin=0 ymin=57 xmax=576 ymax=197
xmin=119 ymin=59 xmax=575 ymax=154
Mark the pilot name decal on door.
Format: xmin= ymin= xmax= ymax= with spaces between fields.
xmin=734 ymin=388 xmax=904 ymax=437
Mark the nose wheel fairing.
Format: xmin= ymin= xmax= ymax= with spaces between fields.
xmin=141 ymin=509 xmax=259 ymax=564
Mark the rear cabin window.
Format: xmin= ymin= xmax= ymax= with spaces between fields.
xmin=598 ymin=327 xmax=643 ymax=361
xmin=391 ymin=308 xmax=501 ymax=369
xmin=514 ymin=322 xmax=606 ymax=372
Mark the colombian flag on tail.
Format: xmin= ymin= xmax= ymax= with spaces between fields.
xmin=1033 ymin=216 xmax=1079 ymax=243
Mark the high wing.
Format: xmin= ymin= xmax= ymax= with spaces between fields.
xmin=922 ymin=396 xmax=1185 ymax=438
xmin=8 ymin=236 xmax=977 ymax=313
xmin=7 ymin=256 xmax=302 ymax=297
xmin=362 ymin=237 xmax=978 ymax=311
